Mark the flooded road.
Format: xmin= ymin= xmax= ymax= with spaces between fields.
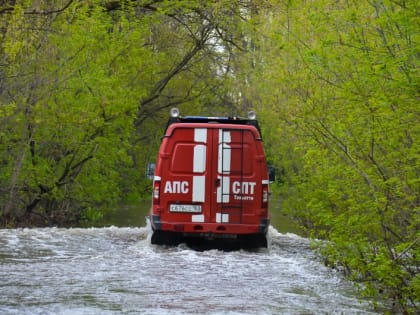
xmin=0 ymin=224 xmax=379 ymax=314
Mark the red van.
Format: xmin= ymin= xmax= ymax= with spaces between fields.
xmin=149 ymin=108 xmax=270 ymax=249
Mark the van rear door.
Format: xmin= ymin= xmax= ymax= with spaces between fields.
xmin=211 ymin=127 xmax=264 ymax=225
xmin=162 ymin=125 xmax=265 ymax=227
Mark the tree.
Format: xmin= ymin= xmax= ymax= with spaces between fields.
xmin=247 ymin=1 xmax=419 ymax=312
xmin=0 ymin=0 xmax=259 ymax=226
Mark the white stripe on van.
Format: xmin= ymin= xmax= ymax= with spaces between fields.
xmin=193 ymin=145 xmax=206 ymax=173
xmin=217 ymin=176 xmax=230 ymax=203
xmin=218 ymin=130 xmax=231 ymax=174
xmin=216 ymin=213 xmax=229 ymax=223
xmin=192 ymin=176 xmax=205 ymax=202
xmin=192 ymin=128 xmax=207 ymax=203
xmin=217 ymin=129 xmax=231 ymax=203
xmin=194 ymin=128 xmax=207 ymax=143
xmin=192 ymin=214 xmax=204 ymax=223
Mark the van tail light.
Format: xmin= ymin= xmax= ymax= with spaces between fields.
xmin=262 ymin=183 xmax=269 ymax=208
xmin=153 ymin=180 xmax=160 ymax=205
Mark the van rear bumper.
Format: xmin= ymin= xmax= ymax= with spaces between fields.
xmin=150 ymin=214 xmax=269 ymax=236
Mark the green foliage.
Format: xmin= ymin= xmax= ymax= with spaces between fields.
xmin=0 ymin=0 xmax=259 ymax=226
xmin=1 ymin=0 xmax=147 ymax=225
xmin=245 ymin=0 xmax=419 ymax=313
xmin=0 ymin=1 xmax=418 ymax=312
xmin=79 ymin=206 xmax=104 ymax=227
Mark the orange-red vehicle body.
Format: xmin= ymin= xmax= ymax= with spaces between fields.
xmin=149 ymin=115 xmax=270 ymax=248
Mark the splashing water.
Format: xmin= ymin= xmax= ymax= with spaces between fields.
xmin=0 ymin=224 xmax=378 ymax=314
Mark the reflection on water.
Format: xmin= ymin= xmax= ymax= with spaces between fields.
xmin=99 ymin=198 xmax=300 ymax=235
xmin=98 ymin=201 xmax=150 ymax=228
xmin=0 ymin=224 xmax=380 ymax=314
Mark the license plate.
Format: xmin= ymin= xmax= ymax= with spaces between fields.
xmin=169 ymin=204 xmax=202 ymax=213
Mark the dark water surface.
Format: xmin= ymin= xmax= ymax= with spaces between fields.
xmin=99 ymin=198 xmax=300 ymax=234
xmin=0 ymin=201 xmax=380 ymax=314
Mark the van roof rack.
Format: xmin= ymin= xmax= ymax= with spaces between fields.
xmin=165 ymin=108 xmax=262 ymax=135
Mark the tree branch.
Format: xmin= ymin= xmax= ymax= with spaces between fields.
xmin=1 ymin=0 xmax=73 ymax=15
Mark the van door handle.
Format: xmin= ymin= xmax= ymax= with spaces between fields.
xmin=215 ymin=178 xmax=221 ymax=187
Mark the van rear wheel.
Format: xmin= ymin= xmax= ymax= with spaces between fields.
xmin=238 ymin=234 xmax=268 ymax=249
